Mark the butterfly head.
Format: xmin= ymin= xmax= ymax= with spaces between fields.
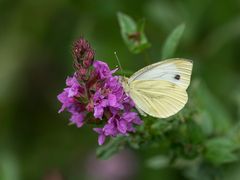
xmin=118 ymin=76 xmax=130 ymax=93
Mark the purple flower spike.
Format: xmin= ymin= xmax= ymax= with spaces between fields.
xmin=58 ymin=38 xmax=142 ymax=145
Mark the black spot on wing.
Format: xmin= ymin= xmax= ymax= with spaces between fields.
xmin=174 ymin=74 xmax=180 ymax=80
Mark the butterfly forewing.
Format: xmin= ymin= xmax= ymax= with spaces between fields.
xmin=128 ymin=58 xmax=193 ymax=89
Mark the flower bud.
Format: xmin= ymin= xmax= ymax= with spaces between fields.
xmin=73 ymin=38 xmax=95 ymax=69
xmin=83 ymin=51 xmax=94 ymax=68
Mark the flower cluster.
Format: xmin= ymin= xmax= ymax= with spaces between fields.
xmin=57 ymin=38 xmax=142 ymax=145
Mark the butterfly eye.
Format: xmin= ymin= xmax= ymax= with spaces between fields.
xmin=174 ymin=74 xmax=181 ymax=80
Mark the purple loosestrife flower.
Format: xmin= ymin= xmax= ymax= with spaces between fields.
xmin=58 ymin=38 xmax=142 ymax=145
xmin=93 ymin=90 xmax=108 ymax=119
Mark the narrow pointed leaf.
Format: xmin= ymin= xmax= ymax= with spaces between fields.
xmin=204 ymin=137 xmax=239 ymax=165
xmin=162 ymin=23 xmax=185 ymax=59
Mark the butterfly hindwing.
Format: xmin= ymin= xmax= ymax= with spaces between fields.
xmin=129 ymin=80 xmax=188 ymax=118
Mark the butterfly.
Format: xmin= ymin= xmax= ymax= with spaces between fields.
xmin=120 ymin=58 xmax=193 ymax=118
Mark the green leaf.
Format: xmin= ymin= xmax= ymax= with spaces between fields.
xmin=227 ymin=121 xmax=240 ymax=147
xmin=146 ymin=155 xmax=169 ymax=169
xmin=183 ymin=120 xmax=205 ymax=145
xmin=96 ymin=136 xmax=126 ymax=160
xmin=194 ymin=110 xmax=214 ymax=136
xmin=117 ymin=12 xmax=150 ymax=54
xmin=161 ymin=23 xmax=185 ymax=59
xmin=151 ymin=119 xmax=178 ymax=134
xmin=192 ymin=80 xmax=231 ymax=134
xmin=204 ymin=137 xmax=239 ymax=165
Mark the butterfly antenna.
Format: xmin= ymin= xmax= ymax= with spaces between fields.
xmin=114 ymin=51 xmax=124 ymax=75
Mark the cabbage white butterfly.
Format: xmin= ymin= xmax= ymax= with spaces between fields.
xmin=120 ymin=58 xmax=193 ymax=118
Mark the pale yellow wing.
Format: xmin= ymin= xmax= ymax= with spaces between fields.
xmin=129 ymin=80 xmax=188 ymax=118
xmin=128 ymin=58 xmax=193 ymax=89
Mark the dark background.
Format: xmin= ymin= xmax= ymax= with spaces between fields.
xmin=1 ymin=0 xmax=240 ymax=179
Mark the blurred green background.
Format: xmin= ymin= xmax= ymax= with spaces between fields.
xmin=1 ymin=0 xmax=240 ymax=179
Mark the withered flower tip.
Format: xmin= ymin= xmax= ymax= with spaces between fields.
xmin=72 ymin=38 xmax=95 ymax=69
